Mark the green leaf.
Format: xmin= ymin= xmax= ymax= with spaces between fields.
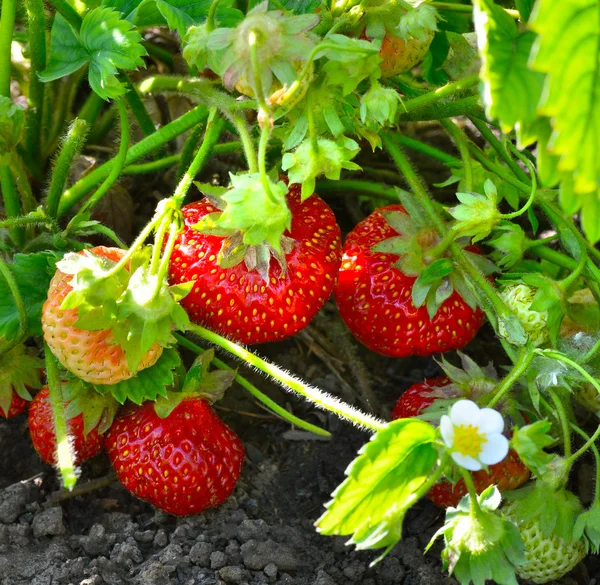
xmin=0 ymin=252 xmax=62 ymax=341
xmin=412 ymin=258 xmax=454 ymax=308
xmin=580 ymin=194 xmax=600 ymax=244
xmin=574 ymin=503 xmax=600 ymax=553
xmin=442 ymin=32 xmax=480 ymax=81
xmin=98 ymin=348 xmax=182 ymax=404
xmin=279 ymin=0 xmax=321 ymax=14
xmin=473 ymin=0 xmax=544 ymax=133
xmin=515 ymin=0 xmax=535 ymax=21
xmin=316 ymin=419 xmax=438 ymax=553
xmin=529 ymin=0 xmax=600 ymax=194
xmin=41 ymin=8 xmax=147 ymax=100
xmin=0 ymin=344 xmax=43 ymax=416
xmin=510 ymin=420 xmax=555 ymax=477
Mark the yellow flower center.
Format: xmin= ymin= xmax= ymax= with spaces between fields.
xmin=453 ymin=424 xmax=487 ymax=457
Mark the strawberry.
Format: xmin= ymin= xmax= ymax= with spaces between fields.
xmin=42 ymin=246 xmax=163 ymax=385
xmin=498 ymin=283 xmax=549 ymax=348
xmin=503 ymin=501 xmax=586 ymax=584
xmin=0 ymin=344 xmax=44 ymax=418
xmin=378 ymin=31 xmax=435 ymax=77
xmin=28 ymin=386 xmax=104 ymax=465
xmin=168 ymin=182 xmax=341 ymax=344
xmin=391 ymin=365 xmax=529 ymax=508
xmin=105 ymin=397 xmax=244 ymax=516
xmin=335 ymin=205 xmax=488 ymax=357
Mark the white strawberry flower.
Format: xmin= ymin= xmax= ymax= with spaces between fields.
xmin=440 ymin=400 xmax=509 ymax=471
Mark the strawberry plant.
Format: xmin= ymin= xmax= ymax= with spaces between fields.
xmin=2 ymin=0 xmax=600 ymax=582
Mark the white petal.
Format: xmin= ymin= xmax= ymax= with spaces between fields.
xmin=440 ymin=415 xmax=455 ymax=447
xmin=451 ymin=452 xmax=482 ymax=471
xmin=449 ymin=400 xmax=481 ymax=426
xmin=478 ymin=408 xmax=504 ymax=435
xmin=479 ymin=434 xmax=509 ymax=466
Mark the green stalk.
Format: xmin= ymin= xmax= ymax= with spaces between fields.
xmin=48 ymin=0 xmax=82 ymax=31
xmin=78 ymin=91 xmax=105 ymax=128
xmin=314 ymin=179 xmax=399 ymax=202
xmin=399 ymin=75 xmax=479 ymax=115
xmin=432 ymin=1 xmax=520 ymax=17
xmin=58 ymin=105 xmax=210 ymax=216
xmin=206 ymin=0 xmax=226 ymax=31
xmin=0 ymin=256 xmax=28 ymax=356
xmin=488 ymin=346 xmax=533 ymax=408
xmin=570 ymin=424 xmax=600 ymax=505
xmin=399 ymin=96 xmax=484 ymax=122
xmin=407 ymin=451 xmax=451 ymax=505
xmin=9 ymin=151 xmax=37 ymax=213
xmin=528 ymin=245 xmax=577 ymax=271
xmin=177 ymin=123 xmax=205 ymax=181
xmin=24 ymin=0 xmax=47 ymax=179
xmin=124 ymin=76 xmax=157 ymax=138
xmin=547 ymin=388 xmax=571 ymax=458
xmin=0 ymin=0 xmax=17 ymax=97
xmin=0 ymin=167 xmax=24 ymax=247
xmin=468 ymin=117 xmax=529 ymax=184
xmin=174 ymin=333 xmax=331 ymax=437
xmin=391 ymin=133 xmax=461 ymax=167
xmin=44 ymin=343 xmax=77 ymax=490
xmin=173 ymin=108 xmax=224 ymax=206
xmin=440 ymin=118 xmax=474 ymax=191
xmin=258 ymin=123 xmax=276 ymax=202
xmin=188 ymin=323 xmax=386 ymax=432
xmin=80 ymin=98 xmax=130 ymax=214
xmin=0 ymin=215 xmax=57 ymax=230
xmin=460 ymin=467 xmax=483 ymax=518
xmin=230 ymin=113 xmax=258 ymax=173
xmin=142 ymin=41 xmax=175 ymax=67
xmin=467 ymin=143 xmax=530 ymax=195
xmin=582 ymin=338 xmax=600 ymax=364
xmin=249 ymin=29 xmax=271 ymax=115
xmin=45 ymin=118 xmax=90 ymax=218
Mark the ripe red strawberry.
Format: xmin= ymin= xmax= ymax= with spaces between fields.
xmin=2 ymin=392 xmax=30 ymax=418
xmin=335 ymin=205 xmax=486 ymax=357
xmin=105 ymin=398 xmax=244 ymax=516
xmin=28 ymin=386 xmax=103 ymax=465
xmin=391 ymin=376 xmax=530 ymax=508
xmin=168 ymin=183 xmax=341 ymax=344
xmin=379 ymin=31 xmax=435 ymax=77
xmin=42 ymin=246 xmax=163 ymax=385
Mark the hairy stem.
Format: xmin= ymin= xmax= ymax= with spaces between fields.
xmin=124 ymin=76 xmax=157 ymax=138
xmin=45 ymin=118 xmax=90 ymax=219
xmin=0 ymin=257 xmax=28 ymax=356
xmin=460 ymin=467 xmax=483 ymax=518
xmin=188 ymin=324 xmax=386 ymax=432
xmin=44 ymin=343 xmax=77 ymax=490
xmin=0 ymin=167 xmax=24 ymax=247
xmin=258 ymin=122 xmax=276 ymax=202
xmin=47 ymin=0 xmax=82 ymax=31
xmin=391 ymin=132 xmax=461 ymax=167
xmin=0 ymin=0 xmax=17 ymax=97
xmin=399 ymin=75 xmax=479 ymax=116
xmin=488 ymin=346 xmax=533 ymax=408
xmin=230 ymin=113 xmax=258 ymax=173
xmin=314 ymin=179 xmax=399 ymax=202
xmin=174 ymin=334 xmax=331 ymax=437
xmin=546 ymin=388 xmax=571 ymax=459
xmin=80 ymin=98 xmax=130 ymax=215
xmin=440 ymin=118 xmax=473 ymax=191
xmin=177 ymin=123 xmax=205 ymax=181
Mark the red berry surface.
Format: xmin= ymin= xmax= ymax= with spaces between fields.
xmin=168 ymin=185 xmax=342 ymax=344
xmin=391 ymin=376 xmax=449 ymax=420
xmin=379 ymin=32 xmax=435 ymax=77
xmin=391 ymin=377 xmax=530 ymax=508
xmin=335 ymin=205 xmax=485 ymax=357
xmin=28 ymin=386 xmax=103 ymax=465
xmin=1 ymin=391 xmax=30 ymax=418
xmin=42 ymin=246 xmax=162 ymax=384
xmin=105 ymin=398 xmax=244 ymax=516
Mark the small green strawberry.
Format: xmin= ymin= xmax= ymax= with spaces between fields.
xmin=499 ymin=284 xmax=549 ymax=347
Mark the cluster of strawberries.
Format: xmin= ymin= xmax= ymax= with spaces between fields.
xmin=2 ymin=182 xmax=514 ymax=515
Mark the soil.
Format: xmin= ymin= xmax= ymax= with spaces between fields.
xmin=1 ymin=116 xmax=597 ymax=585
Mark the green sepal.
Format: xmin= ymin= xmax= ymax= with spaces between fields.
xmin=96 ymin=348 xmax=182 ymax=405
xmin=63 ymin=378 xmax=119 ymax=436
xmin=486 ymin=222 xmax=528 ymax=270
xmin=428 ymin=486 xmax=525 ymax=585
xmin=573 ymin=503 xmax=600 ymax=553
xmin=316 ymin=419 xmax=438 ymax=557
xmin=504 ymin=470 xmax=581 ymax=543
xmin=282 ymin=136 xmax=361 ymax=201
xmin=0 ymin=96 xmax=25 ymax=155
xmin=510 ymin=420 xmax=555 ymax=477
xmin=449 ymin=180 xmax=501 ymax=243
xmin=0 ymin=344 xmax=43 ymax=416
xmin=359 ymin=83 xmax=402 ymax=128
xmin=521 ymin=274 xmax=565 ymax=346
xmin=412 ymin=258 xmax=454 ymax=313
xmin=193 ymin=173 xmax=291 ymax=252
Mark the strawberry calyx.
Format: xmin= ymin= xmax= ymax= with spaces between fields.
xmin=62 ymin=377 xmax=119 ymax=436
xmin=153 ymin=349 xmax=235 ymax=418
xmin=363 ymin=0 xmax=439 ymax=42
xmin=371 ymin=206 xmax=496 ymax=318
xmin=207 ymin=2 xmax=319 ymax=97
xmin=0 ymin=344 xmax=43 ymax=416
xmin=191 ymin=173 xmax=295 ymax=281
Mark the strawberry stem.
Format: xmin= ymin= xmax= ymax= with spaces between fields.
xmin=487 ymin=345 xmax=533 ymax=408
xmin=187 ymin=324 xmax=387 ymax=432
xmin=570 ymin=424 xmax=600 ymax=505
xmin=0 ymin=257 xmax=28 ymax=356
xmin=44 ymin=343 xmax=77 ymax=491
xmin=408 ymin=451 xmax=451 ymax=505
xmin=439 ymin=119 xmax=473 ymax=191
xmin=258 ymin=123 xmax=277 ymax=203
xmin=230 ymin=113 xmax=259 ymax=173
xmin=460 ymin=467 xmax=483 ymax=519
xmin=248 ymin=29 xmax=272 ymax=117
xmin=173 ymin=108 xmax=225 ymax=206
xmin=174 ymin=333 xmax=331 ymax=437
xmin=155 ymin=223 xmax=179 ymax=291
xmin=500 ymin=148 xmax=537 ymax=220
xmin=547 ymin=388 xmax=572 ymax=459
xmin=80 ymin=97 xmax=131 ymax=215
xmin=206 ymin=0 xmax=227 ymax=32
